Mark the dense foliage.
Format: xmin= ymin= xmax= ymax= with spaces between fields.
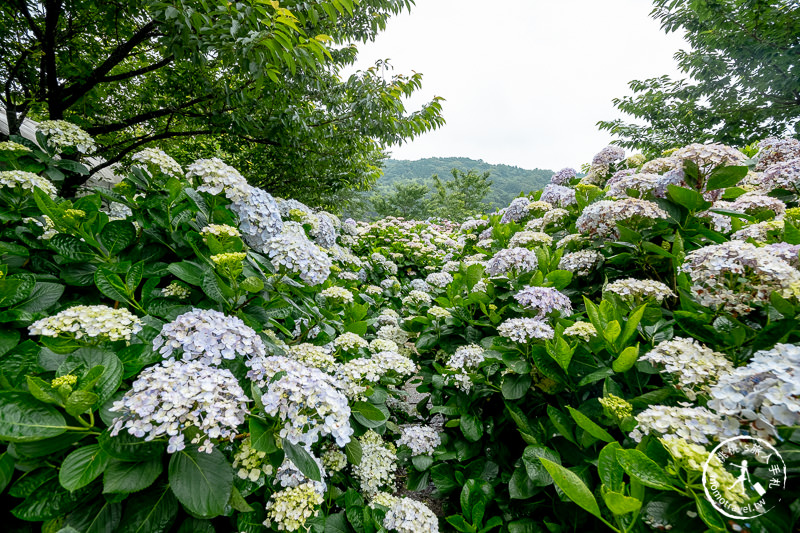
xmin=1 ymin=123 xmax=800 ymax=533
xmin=0 ymin=0 xmax=444 ymax=201
xmin=598 ymin=0 xmax=800 ymax=154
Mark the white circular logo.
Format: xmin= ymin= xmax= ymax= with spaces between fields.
xmin=702 ymin=436 xmax=787 ymax=520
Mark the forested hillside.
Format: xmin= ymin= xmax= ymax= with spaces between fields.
xmin=378 ymin=157 xmax=553 ymax=209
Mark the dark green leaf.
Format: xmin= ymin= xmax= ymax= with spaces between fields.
xmin=117 ymin=485 xmax=178 ymax=533
xmin=0 ymin=391 xmax=66 ymax=442
xmin=539 ymin=458 xmax=601 ymax=518
xmin=168 ymin=446 xmax=232 ymax=518
xmin=103 ymin=459 xmax=163 ymax=494
xmin=282 ymin=440 xmax=321 ymax=482
xmin=616 ymin=449 xmax=674 ymax=490
xmin=59 ymin=444 xmax=111 ymax=491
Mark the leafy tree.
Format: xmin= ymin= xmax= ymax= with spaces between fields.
xmin=431 ymin=168 xmax=492 ymax=221
xmin=598 ymin=0 xmax=800 ymax=154
xmin=0 ymin=0 xmax=444 ymax=199
xmin=371 ymin=181 xmax=430 ymax=219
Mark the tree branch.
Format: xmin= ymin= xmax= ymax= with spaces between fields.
xmin=99 ymin=54 xmax=174 ymax=83
xmin=86 ymin=93 xmax=214 ymax=136
xmin=60 ymin=19 xmax=158 ymax=110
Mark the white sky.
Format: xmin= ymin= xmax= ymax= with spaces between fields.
xmin=347 ymin=0 xmax=688 ymax=170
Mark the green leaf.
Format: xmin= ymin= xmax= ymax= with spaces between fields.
xmin=13 ymin=282 xmax=64 ymax=313
xmin=12 ymin=477 xmax=93 ymax=521
xmin=64 ymin=499 xmax=122 ymax=533
xmin=117 ymin=485 xmax=178 ymax=533
xmin=566 ymin=406 xmax=615 ymax=443
xmin=666 ymin=185 xmax=710 ymax=212
xmin=602 ymin=320 xmax=621 ymax=346
xmin=352 ymin=402 xmax=389 ymax=428
xmin=240 ymin=276 xmax=264 ymax=293
xmin=509 ymin=467 xmax=537 ymax=500
xmin=60 ymin=348 xmax=123 ymax=405
xmin=352 ymin=401 xmax=387 ymax=421
xmin=167 ymin=262 xmax=205 ymax=286
xmin=27 ymin=375 xmax=62 ymax=405
xmin=282 ymin=440 xmax=322 ymax=482
xmin=95 ymin=268 xmax=132 ymax=304
xmin=249 ymin=417 xmax=277 ymax=453
xmin=601 ymin=485 xmax=642 ymax=515
xmin=706 ymin=165 xmax=748 ymax=191
xmin=501 ymin=373 xmax=531 ymax=400
xmin=49 ymin=234 xmax=96 ymax=263
xmin=460 ymin=413 xmax=483 ymax=442
xmin=612 ymin=345 xmax=639 ymax=373
xmin=126 ymin=261 xmax=144 ymax=293
xmin=98 ymin=430 xmax=165 ymax=461
xmin=0 ymin=274 xmax=35 ymax=307
xmin=100 ymin=220 xmax=137 ymax=254
xmin=65 ymin=390 xmax=99 ymax=416
xmin=598 ymin=443 xmax=624 ymax=493
xmin=59 ymin=444 xmax=111 ymax=491
xmin=103 ymin=459 xmax=163 ymax=494
xmin=0 ymin=329 xmax=20 ymax=357
xmin=546 ymin=405 xmax=576 ymax=445
xmin=0 ymin=391 xmax=66 ymax=442
xmin=168 ymin=445 xmax=233 ymax=519
xmin=615 ymin=449 xmax=674 ymax=490
xmin=0 ymin=451 xmax=15 ymax=493
xmin=522 ymin=445 xmax=560 ymax=487
xmin=619 ymin=305 xmax=646 ymax=348
xmin=695 ymin=495 xmax=726 ymax=531
xmin=539 ymin=458 xmax=601 ymax=518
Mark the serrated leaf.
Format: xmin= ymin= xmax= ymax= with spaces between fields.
xmin=539 ymin=458 xmax=601 ymax=518
xmin=59 ymin=444 xmax=111 ymax=491
xmin=168 ymin=445 xmax=233 ymax=519
xmin=103 ymin=459 xmax=162 ymax=494
xmin=0 ymin=391 xmax=66 ymax=442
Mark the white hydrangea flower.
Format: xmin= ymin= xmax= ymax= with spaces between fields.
xmin=321 ymin=286 xmax=354 ymax=303
xmin=514 ymin=286 xmax=572 ymax=319
xmin=231 ymin=185 xmax=285 ymax=250
xmin=427 ymin=306 xmax=451 ymax=319
xmin=187 ymin=157 xmax=249 ymax=197
xmin=397 ymin=425 xmax=441 ymax=456
xmin=641 ymin=337 xmax=733 ymax=400
xmin=377 ymin=325 xmax=410 ymax=346
xmin=425 ymin=271 xmax=453 ymax=289
xmin=671 ymin=142 xmax=746 ymax=174
xmin=321 ymin=447 xmax=348 ymax=474
xmin=287 ymin=343 xmax=336 ymax=371
xmin=370 ymin=338 xmax=399 ymax=353
xmin=131 ymin=147 xmax=182 ymax=177
xmin=497 ymin=318 xmax=554 ymax=342
xmin=0 ymin=170 xmax=58 ymax=198
xmin=353 ymin=431 xmax=397 ymax=495
xmin=383 ymin=497 xmax=440 ymax=533
xmin=334 ymin=332 xmax=369 ymax=352
xmin=500 ymin=197 xmax=532 ymax=224
xmin=200 ymin=223 xmax=241 ymax=239
xmin=603 ymin=278 xmax=675 ymax=305
xmin=550 ymin=167 xmax=577 ymax=185
xmin=576 ymin=198 xmax=669 ymax=239
xmin=256 ymin=356 xmax=353 ymax=447
xmin=708 ymin=343 xmax=800 ymax=440
xmin=540 ymin=183 xmax=576 ymax=207
xmin=447 ymin=344 xmax=484 ymax=370
xmin=460 ymin=218 xmax=489 ymax=232
xmin=402 ymin=289 xmax=432 ymax=307
xmin=0 ymin=141 xmax=31 ymax=153
xmin=562 ymin=321 xmax=597 ymax=341
xmin=25 ymin=215 xmax=58 ymax=239
xmin=265 ymin=222 xmax=331 ymax=286
xmin=37 ymin=120 xmax=97 ymax=153
xmin=558 ymin=249 xmax=603 ymax=276
xmin=264 ymin=482 xmax=324 ymax=532
xmin=485 ymin=247 xmax=539 ymax=277
xmin=29 ymin=305 xmax=142 ymax=342
xmin=629 ymin=405 xmax=739 ymax=444
xmin=372 ymin=350 xmax=417 ymax=377
xmin=109 ymin=359 xmax=249 ymax=453
xmin=161 ymin=281 xmax=190 ymax=299
xmin=153 ymin=308 xmax=266 ymax=366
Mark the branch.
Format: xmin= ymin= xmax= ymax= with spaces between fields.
xmin=89 ymin=129 xmax=214 ymax=175
xmin=99 ymin=55 xmax=174 ymax=83
xmin=16 ymin=0 xmax=44 ymax=41
xmin=60 ymin=19 xmax=158 ymax=110
xmin=86 ymin=93 xmax=214 ymax=136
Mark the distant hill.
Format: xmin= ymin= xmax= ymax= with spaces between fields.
xmin=378 ymin=157 xmax=554 ymax=210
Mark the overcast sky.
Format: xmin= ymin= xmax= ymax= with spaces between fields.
xmin=347 ymin=0 xmax=688 ymax=171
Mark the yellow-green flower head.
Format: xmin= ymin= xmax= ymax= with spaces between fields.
xmin=113 ymin=181 xmax=135 ymax=195
xmin=210 ymin=252 xmax=246 ymax=269
xmin=200 ymin=224 xmax=241 ymax=240
xmin=575 ymin=183 xmax=601 ymax=195
xmin=51 ymin=374 xmax=78 ymax=388
xmin=0 ymin=141 xmax=31 ymax=153
xmin=785 ymin=207 xmax=800 ymax=222
xmin=626 ymin=154 xmax=646 ymax=168
xmin=599 ymin=394 xmax=633 ymax=422
xmin=64 ymin=209 xmax=86 ymax=221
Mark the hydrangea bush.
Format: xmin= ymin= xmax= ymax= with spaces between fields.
xmin=0 ymin=125 xmax=799 ymax=533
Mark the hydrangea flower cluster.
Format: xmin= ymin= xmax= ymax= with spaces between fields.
xmin=660 ymin=437 xmax=747 ymax=505
xmin=187 ymin=158 xmax=249 ymax=198
xmin=731 ymin=219 xmax=784 ymax=242
xmin=131 ymin=147 xmax=182 ymax=177
xmin=153 ymin=309 xmax=267 ymax=366
xmin=497 ymin=317 xmax=554 ymax=342
xmin=428 ymin=306 xmax=451 ymax=319
xmin=233 ymin=437 xmax=274 ymax=482
xmin=321 ymin=447 xmax=348 ymax=473
xmin=680 ymin=240 xmax=800 ymax=314
xmin=402 ymin=289 xmax=433 ymax=307
xmin=258 ymin=357 xmax=353 ymax=446
xmin=563 ymin=321 xmax=597 ymax=341
xmin=352 ymin=430 xmax=397 ymax=495
xmin=377 ymin=324 xmax=410 ymax=345
xmin=641 ymin=338 xmax=733 ymax=400
xmin=397 ymin=425 xmax=441 ymax=456
xmin=671 ymin=143 xmax=746 ymax=174
xmin=629 ymin=405 xmax=738 ymax=444
xmin=334 ymin=332 xmax=369 ymax=352
xmin=0 ymin=170 xmax=58 ymax=198
xmin=447 ymin=344 xmax=485 ymax=370
xmin=508 ymin=231 xmax=552 ymax=248
xmin=708 ymin=343 xmax=800 ymax=439
xmin=513 ymin=286 xmax=572 ymax=319
xmin=161 ymin=281 xmax=191 ymax=299
xmin=200 ymin=223 xmax=241 ymax=239
xmin=605 ymin=172 xmax=664 ymax=199
xmin=485 ymin=247 xmax=539 ymax=277
xmin=37 ymin=120 xmax=97 ymax=153
xmin=370 ymin=338 xmax=399 ymax=353
xmin=576 ymin=198 xmax=669 ymax=239
xmin=230 ymin=185 xmax=285 ymax=250
xmin=550 ymin=167 xmax=577 ymax=185
xmin=264 ymin=482 xmax=324 ymax=532
xmin=603 ymin=278 xmax=675 ymax=305
xmin=425 ymin=271 xmax=453 ymax=288
xmin=372 ymin=350 xmax=417 ymax=377
xmin=321 ymin=286 xmax=354 ymax=304
xmin=500 ymin=197 xmax=531 ymax=223
xmin=29 ymin=305 xmax=142 ymax=342
xmin=540 ymin=183 xmax=577 ymax=207
xmin=383 ymin=496 xmax=440 ymax=533
xmin=287 ymin=343 xmax=336 ymax=371
xmin=265 ymin=223 xmax=332 ymax=286
xmin=558 ymin=249 xmax=603 ymax=276
xmin=599 ymin=394 xmax=633 ymax=423
xmin=310 ymin=211 xmax=338 ymax=248
xmin=0 ymin=141 xmax=30 ymax=153
xmin=109 ymin=358 xmax=249 ymax=453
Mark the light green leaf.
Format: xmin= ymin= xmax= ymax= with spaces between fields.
xmin=59 ymin=444 xmax=111 ymax=491
xmin=538 ymin=458 xmax=601 ymax=518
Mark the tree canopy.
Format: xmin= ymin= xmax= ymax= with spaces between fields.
xmin=598 ymin=0 xmax=800 ymax=154
xmin=0 ymin=0 xmax=444 ymax=202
